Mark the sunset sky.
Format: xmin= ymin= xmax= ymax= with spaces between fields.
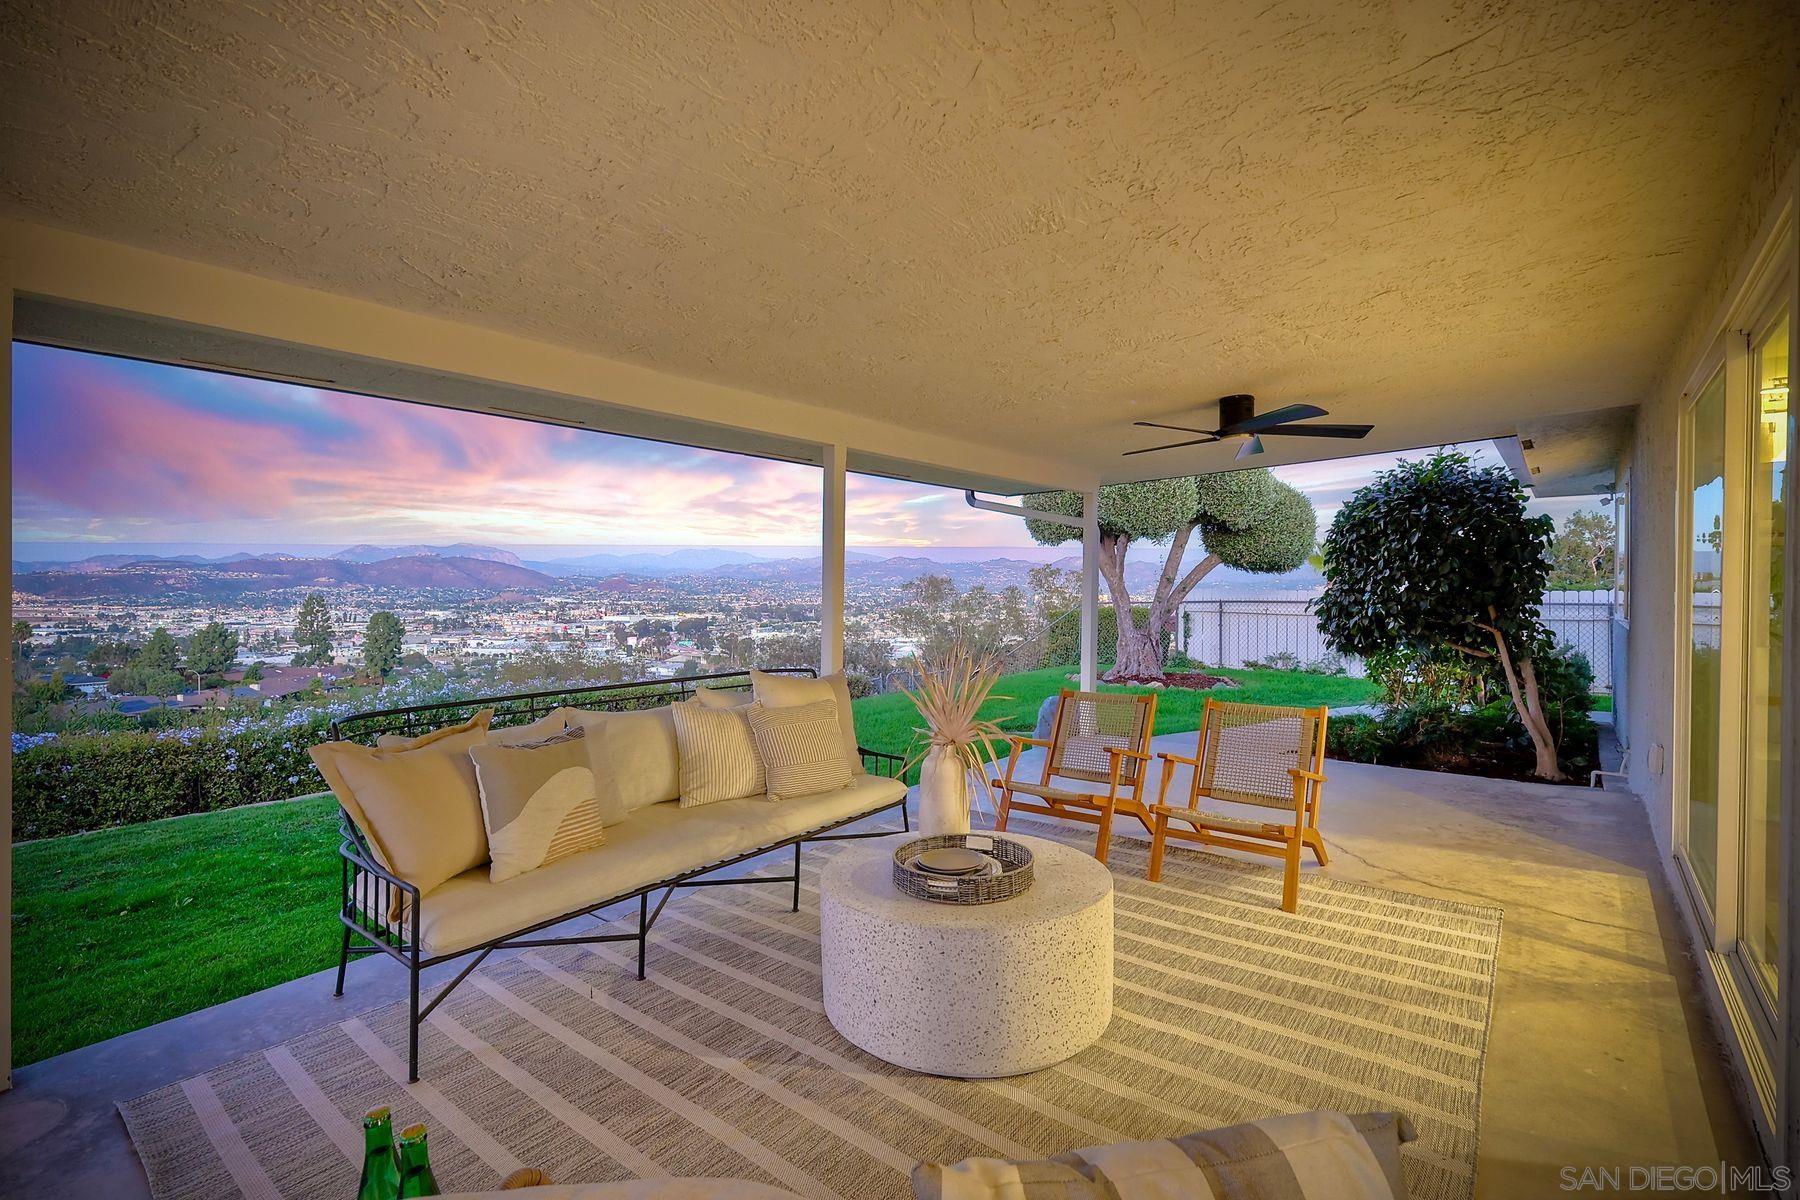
xmin=10 ymin=344 xmax=1582 ymax=558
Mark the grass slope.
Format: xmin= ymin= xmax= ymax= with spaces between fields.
xmin=11 ymin=665 xmax=1375 ymax=1066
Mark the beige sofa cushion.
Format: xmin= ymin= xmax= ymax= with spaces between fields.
xmin=486 ymin=710 xmax=570 ymax=746
xmin=470 ymin=731 xmax=612 ymax=884
xmin=563 ymin=706 xmax=681 ymax=812
xmin=747 ymin=699 xmax=853 ymax=801
xmin=671 ymin=700 xmax=766 ymax=806
xmin=371 ymin=710 xmax=494 ymax=751
xmin=309 ymin=718 xmax=494 ymax=899
xmin=693 ymin=685 xmax=752 ymax=708
xmin=750 ymin=671 xmax=863 ymax=774
xmin=417 ymin=773 xmax=906 ymax=956
xmin=443 ymin=1180 xmax=806 ymax=1198
xmin=911 ymin=1110 xmax=1416 ymax=1200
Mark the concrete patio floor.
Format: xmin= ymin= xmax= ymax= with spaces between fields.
xmin=0 ymin=736 xmax=1763 ymax=1199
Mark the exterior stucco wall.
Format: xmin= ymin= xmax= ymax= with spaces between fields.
xmin=1622 ymin=87 xmax=1797 ymax=858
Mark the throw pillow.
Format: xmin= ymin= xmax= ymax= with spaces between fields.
xmin=371 ymin=709 xmax=494 ymax=751
xmin=671 ymin=699 xmax=766 ymax=806
xmin=469 ymin=729 xmax=610 ymax=883
xmin=308 ymin=730 xmax=492 ymax=903
xmin=693 ymin=685 xmax=752 ymax=708
xmin=747 ymin=699 xmax=854 ymax=800
xmin=486 ymin=710 xmax=569 ymax=746
xmin=561 ymin=706 xmax=680 ymax=812
xmin=750 ymin=671 xmax=863 ymax=774
xmin=911 ymin=1110 xmax=1416 ymax=1200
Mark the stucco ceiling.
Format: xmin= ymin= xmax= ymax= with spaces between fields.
xmin=2 ymin=1 xmax=1794 ymax=486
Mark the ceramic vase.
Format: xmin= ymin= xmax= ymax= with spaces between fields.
xmin=917 ymin=744 xmax=971 ymax=837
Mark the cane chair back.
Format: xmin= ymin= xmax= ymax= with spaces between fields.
xmin=1047 ymin=690 xmax=1157 ymax=786
xmin=1196 ymin=701 xmax=1326 ymax=809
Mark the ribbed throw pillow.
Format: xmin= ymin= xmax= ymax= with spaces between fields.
xmin=671 ymin=699 xmax=766 ymax=806
xmin=911 ymin=1110 xmax=1416 ymax=1200
xmin=469 ymin=729 xmax=612 ymax=883
xmin=750 ymin=671 xmax=864 ymax=774
xmin=693 ymin=685 xmax=753 ymax=708
xmin=747 ymin=700 xmax=854 ymax=801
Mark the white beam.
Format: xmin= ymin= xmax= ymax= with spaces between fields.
xmin=821 ymin=443 xmax=847 ymax=676
xmin=1080 ymin=489 xmax=1100 ymax=692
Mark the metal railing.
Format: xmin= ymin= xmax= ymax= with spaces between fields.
xmin=1177 ymin=589 xmax=1618 ymax=692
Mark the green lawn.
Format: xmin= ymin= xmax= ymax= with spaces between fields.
xmin=853 ymin=665 xmax=1380 ymax=773
xmin=11 ymin=665 xmax=1375 ymax=1066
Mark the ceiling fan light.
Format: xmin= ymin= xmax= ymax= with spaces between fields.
xmin=1235 ymin=433 xmax=1264 ymax=461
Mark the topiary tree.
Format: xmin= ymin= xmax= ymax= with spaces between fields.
xmin=1313 ymin=450 xmax=1565 ymax=780
xmin=1022 ymin=470 xmax=1316 ymax=682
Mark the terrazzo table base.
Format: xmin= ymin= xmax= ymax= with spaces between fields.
xmin=819 ymin=831 xmax=1114 ymax=1078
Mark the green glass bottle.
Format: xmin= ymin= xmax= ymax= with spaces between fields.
xmin=395 ymin=1123 xmax=440 ymax=1198
xmin=357 ymin=1106 xmax=400 ymax=1200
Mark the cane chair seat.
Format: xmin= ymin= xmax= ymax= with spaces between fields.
xmin=1151 ymin=805 xmax=1291 ymax=835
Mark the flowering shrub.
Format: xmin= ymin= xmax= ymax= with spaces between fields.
xmin=10 ymin=670 xmax=646 ymax=841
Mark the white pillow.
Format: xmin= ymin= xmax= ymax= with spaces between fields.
xmin=561 ymin=706 xmax=680 ymax=812
xmin=747 ymin=699 xmax=853 ymax=801
xmin=693 ymin=685 xmax=752 ymax=708
xmin=486 ymin=710 xmax=569 ymax=746
xmin=671 ymin=699 xmax=766 ymax=806
xmin=750 ymin=671 xmax=863 ymax=774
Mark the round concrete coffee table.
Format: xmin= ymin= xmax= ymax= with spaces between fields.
xmin=819 ymin=832 xmax=1113 ymax=1078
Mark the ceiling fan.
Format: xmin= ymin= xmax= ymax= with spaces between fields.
xmin=1126 ymin=394 xmax=1375 ymax=461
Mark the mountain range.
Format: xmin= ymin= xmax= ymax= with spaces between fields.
xmin=12 ymin=543 xmax=1322 ymax=598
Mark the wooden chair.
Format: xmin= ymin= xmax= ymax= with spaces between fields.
xmin=1147 ymin=699 xmax=1329 ymax=912
xmin=992 ymin=689 xmax=1158 ymax=864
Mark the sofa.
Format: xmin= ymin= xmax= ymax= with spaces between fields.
xmin=314 ymin=668 xmax=907 ymax=1082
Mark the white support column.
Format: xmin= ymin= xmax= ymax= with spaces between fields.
xmin=1079 ymin=488 xmax=1100 ymax=692
xmin=821 ymin=442 xmax=847 ymax=676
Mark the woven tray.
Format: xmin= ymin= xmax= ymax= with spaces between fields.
xmin=891 ymin=834 xmax=1034 ymax=904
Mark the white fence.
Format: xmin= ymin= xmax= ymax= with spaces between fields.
xmin=1178 ymin=589 xmax=1618 ymax=692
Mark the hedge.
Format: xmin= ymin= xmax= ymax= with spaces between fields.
xmin=9 ymin=670 xmax=697 ymax=841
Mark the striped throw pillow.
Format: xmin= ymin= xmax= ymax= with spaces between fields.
xmin=912 ymin=1110 xmax=1416 ymax=1200
xmin=747 ymin=700 xmax=854 ymax=801
xmin=468 ymin=729 xmax=608 ymax=883
xmin=671 ymin=699 xmax=767 ymax=806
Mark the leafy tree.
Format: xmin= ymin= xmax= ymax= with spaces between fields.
xmin=185 ymin=621 xmax=240 ymax=678
xmin=10 ymin=620 xmax=32 ymax=678
xmin=362 ymin=611 xmax=406 ymax=680
xmin=242 ymin=660 xmax=265 ymax=683
xmin=1021 ymin=470 xmax=1316 ymax=681
xmin=292 ymin=593 xmax=335 ymax=666
xmin=139 ymin=627 xmax=181 ymax=673
xmin=1547 ymin=509 xmax=1616 ymax=591
xmin=108 ymin=632 xmax=186 ymax=697
xmin=1313 ymin=451 xmax=1566 ymax=780
xmin=87 ymin=638 xmax=136 ymax=671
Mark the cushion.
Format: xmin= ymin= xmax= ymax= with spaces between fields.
xmin=911 ymin=1110 xmax=1416 ymax=1200
xmin=563 ymin=706 xmax=680 ymax=812
xmin=671 ymin=699 xmax=766 ymax=806
xmin=750 ymin=671 xmax=863 ymax=774
xmin=469 ymin=729 xmax=613 ymax=883
xmin=746 ymin=699 xmax=854 ymax=801
xmin=371 ymin=710 xmax=494 ymax=751
xmin=486 ymin=710 xmax=569 ymax=746
xmin=308 ymin=719 xmax=494 ymax=901
xmin=693 ymin=685 xmax=753 ymax=708
xmin=416 ymin=774 xmax=906 ymax=956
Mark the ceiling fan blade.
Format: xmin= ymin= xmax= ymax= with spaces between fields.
xmin=1217 ymin=403 xmax=1329 ymax=435
xmin=1258 ymin=422 xmax=1375 ymax=439
xmin=1122 ymin=435 xmax=1220 ymax=457
xmin=1132 ymin=420 xmax=1218 ymax=436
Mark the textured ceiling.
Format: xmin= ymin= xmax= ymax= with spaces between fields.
xmin=2 ymin=0 xmax=1795 ymax=483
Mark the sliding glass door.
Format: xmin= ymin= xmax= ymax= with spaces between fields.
xmin=1742 ymin=307 xmax=1789 ymax=1002
xmin=1685 ymin=368 xmax=1727 ymax=911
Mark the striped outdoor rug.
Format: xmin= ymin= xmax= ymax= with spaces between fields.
xmin=120 ymin=819 xmax=1500 ymax=1200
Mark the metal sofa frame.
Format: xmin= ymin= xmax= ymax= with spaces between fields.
xmin=326 ymin=668 xmax=906 ymax=1080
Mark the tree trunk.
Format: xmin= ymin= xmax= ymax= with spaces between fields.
xmin=1485 ymin=611 xmax=1566 ymax=782
xmin=1093 ymin=526 xmax=1224 ymax=684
